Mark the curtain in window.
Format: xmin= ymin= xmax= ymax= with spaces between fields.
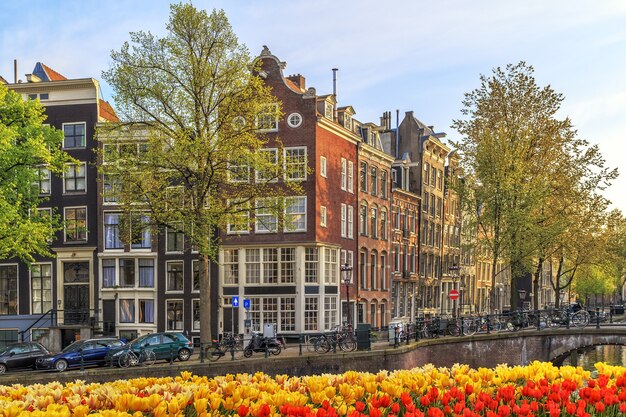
xmin=138 ymin=259 xmax=154 ymax=287
xmin=119 ymin=299 xmax=135 ymax=323
xmin=139 ymin=300 xmax=154 ymax=323
xmin=104 ymin=214 xmax=122 ymax=249
xmin=102 ymin=259 xmax=116 ymax=287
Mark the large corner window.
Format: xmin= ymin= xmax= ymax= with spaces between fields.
xmin=31 ymin=263 xmax=52 ymax=314
xmin=284 ymin=196 xmax=306 ymax=232
xmin=0 ymin=265 xmax=18 ymax=315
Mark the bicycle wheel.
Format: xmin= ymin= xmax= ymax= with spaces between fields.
xmin=267 ymin=344 xmax=281 ymax=355
xmin=572 ymin=310 xmax=589 ymax=327
xmin=462 ymin=319 xmax=477 ymax=336
xmin=314 ymin=336 xmax=331 ymax=354
xmin=142 ymin=350 xmax=156 ymax=366
xmin=447 ymin=321 xmax=461 ymax=336
xmin=118 ymin=352 xmax=132 ymax=368
xmin=339 ymin=336 xmax=357 ymax=352
xmin=306 ymin=336 xmax=319 ymax=353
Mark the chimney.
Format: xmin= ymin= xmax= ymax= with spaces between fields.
xmin=286 ymin=74 xmax=306 ymax=90
xmin=13 ymin=59 xmax=17 ymax=84
xmin=332 ymin=68 xmax=338 ymax=121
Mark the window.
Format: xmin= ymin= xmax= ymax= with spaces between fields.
xmin=347 ymin=205 xmax=354 ymax=239
xmin=324 ymin=248 xmax=338 ymax=284
xmin=347 ymin=161 xmax=354 ymax=193
xmin=370 ymin=167 xmax=378 ymax=196
xmin=324 ymin=296 xmax=338 ymax=330
xmin=287 ymin=112 xmax=302 ymax=128
xmin=246 ymin=249 xmax=260 ymax=284
xmin=166 ymin=225 xmax=184 ymax=252
xmin=103 ymin=175 xmax=120 ymax=203
xmin=320 ymin=156 xmax=327 ymax=178
xmin=223 ymin=249 xmax=239 ymax=284
xmin=321 ymin=206 xmax=327 ymax=228
xmin=423 ymin=163 xmax=430 ymax=184
xmin=166 ymin=300 xmax=183 ymax=330
xmin=227 ymin=201 xmax=249 ymax=234
xmin=304 ymin=297 xmax=319 ymax=331
xmin=102 ymin=259 xmax=116 ymax=288
xmin=285 ymin=196 xmax=306 ymax=232
xmin=280 ymin=297 xmax=296 ymax=332
xmin=228 ymin=158 xmax=250 ymax=183
xmin=257 ymin=103 xmax=278 ymax=131
xmin=370 ymin=207 xmax=378 ymax=238
xmin=256 ymin=198 xmax=278 ymax=233
xmin=370 ymin=253 xmax=377 ymax=289
xmin=393 ymin=245 xmax=400 ymax=272
xmin=192 ymin=299 xmax=200 ymax=330
xmin=360 ymin=162 xmax=367 ymax=192
xmin=119 ymin=299 xmax=135 ymax=323
xmin=437 ymin=169 xmax=443 ymax=190
xmin=380 ymin=253 xmax=387 ymax=290
xmin=341 ymin=158 xmax=347 ymax=190
xmin=324 ymin=102 xmax=333 ymax=119
xmin=139 ymin=299 xmax=154 ymax=323
xmin=285 ymin=147 xmax=307 ymax=181
xmin=256 ymin=148 xmax=278 ymax=182
xmin=33 ymin=166 xmax=51 ymax=195
xmin=436 ymin=197 xmax=442 ymax=218
xmin=340 ymin=204 xmax=346 ymax=237
xmin=423 ymin=192 xmax=429 ymax=213
xmin=64 ymin=162 xmax=86 ymax=193
xmin=430 ymin=195 xmax=435 ymax=217
xmin=31 ymin=263 xmax=52 ymax=314
xmin=380 ymin=209 xmax=387 ymax=240
xmin=63 ymin=122 xmax=86 ymax=148
xmin=104 ymin=213 xmax=123 ymax=249
xmin=0 ymin=330 xmax=18 ymax=350
xmin=167 ymin=261 xmax=184 ymax=291
xmin=64 ymin=207 xmax=87 ymax=242
xmin=139 ymin=259 xmax=154 ymax=287
xmin=431 ymin=167 xmax=437 ymax=187
xmin=305 ymin=248 xmax=318 ymax=283
xmin=119 ymin=258 xmax=135 ymax=287
xmin=381 ymin=171 xmax=388 ymax=199
xmin=359 ymin=251 xmax=367 ymax=290
xmin=344 ymin=114 xmax=352 ymax=130
xmin=130 ymin=213 xmax=151 ymax=249
xmin=359 ymin=203 xmax=368 ymax=236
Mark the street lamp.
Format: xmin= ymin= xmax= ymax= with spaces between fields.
xmin=518 ymin=289 xmax=527 ymax=309
xmin=341 ymin=263 xmax=353 ymax=327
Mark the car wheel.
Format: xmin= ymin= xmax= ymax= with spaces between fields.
xmin=55 ymin=359 xmax=68 ymax=372
xmin=0 ymin=363 xmax=6 ymax=374
xmin=178 ymin=348 xmax=191 ymax=361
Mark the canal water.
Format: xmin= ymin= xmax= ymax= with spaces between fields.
xmin=561 ymin=345 xmax=626 ymax=370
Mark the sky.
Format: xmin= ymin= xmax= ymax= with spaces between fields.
xmin=1 ymin=0 xmax=625 ymax=212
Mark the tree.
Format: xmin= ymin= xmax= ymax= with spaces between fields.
xmin=0 ymin=84 xmax=69 ymax=263
xmin=99 ymin=3 xmax=299 ymax=344
xmin=452 ymin=62 xmax=616 ymax=310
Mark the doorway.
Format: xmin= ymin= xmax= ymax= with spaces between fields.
xmin=63 ymin=262 xmax=90 ymax=325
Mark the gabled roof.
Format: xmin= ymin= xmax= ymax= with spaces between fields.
xmin=32 ymin=62 xmax=67 ymax=82
xmin=0 ymin=75 xmax=7 ymax=84
xmin=99 ymin=99 xmax=119 ymax=122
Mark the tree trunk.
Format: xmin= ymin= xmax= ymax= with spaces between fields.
xmin=198 ymin=253 xmax=212 ymax=346
xmin=490 ymin=257 xmax=498 ymax=313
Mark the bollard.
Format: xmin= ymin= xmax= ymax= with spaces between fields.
xmin=596 ymin=307 xmax=600 ymax=329
xmin=537 ymin=312 xmax=541 ymax=331
xmin=231 ymin=343 xmax=236 ymax=361
xmin=610 ymin=310 xmax=613 ymax=324
xmin=566 ymin=312 xmax=570 ymax=329
xmin=333 ymin=332 xmax=337 ymax=354
xmin=299 ymin=335 xmax=303 ymax=356
xmin=169 ymin=345 xmax=174 ymax=365
xmin=486 ymin=316 xmax=491 ymax=334
xmin=264 ymin=340 xmax=269 ymax=358
xmin=460 ymin=318 xmax=464 ymax=337
xmin=200 ymin=343 xmax=205 ymax=363
xmin=394 ymin=326 xmax=399 ymax=348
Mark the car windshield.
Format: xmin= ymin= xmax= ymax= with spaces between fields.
xmin=0 ymin=346 xmax=10 ymax=355
xmin=61 ymin=341 xmax=83 ymax=353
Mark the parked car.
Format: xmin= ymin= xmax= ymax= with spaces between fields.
xmin=0 ymin=342 xmax=50 ymax=374
xmin=105 ymin=332 xmax=193 ymax=366
xmin=36 ymin=337 xmax=125 ymax=372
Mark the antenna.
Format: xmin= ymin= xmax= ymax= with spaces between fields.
xmin=332 ymin=68 xmax=338 ymax=121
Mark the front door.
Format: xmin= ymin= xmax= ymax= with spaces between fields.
xmin=63 ymin=262 xmax=90 ymax=325
xmin=102 ymin=300 xmax=116 ymax=336
xmin=223 ymin=307 xmax=239 ymax=336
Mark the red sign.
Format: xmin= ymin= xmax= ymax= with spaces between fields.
xmin=448 ymin=289 xmax=460 ymax=300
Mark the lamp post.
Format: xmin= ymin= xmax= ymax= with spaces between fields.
xmin=518 ymin=289 xmax=527 ymax=310
xmin=341 ymin=263 xmax=353 ymax=327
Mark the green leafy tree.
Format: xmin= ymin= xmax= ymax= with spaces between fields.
xmin=99 ymin=3 xmax=300 ymax=343
xmin=0 ymin=84 xmax=69 ymax=263
xmin=453 ymin=62 xmax=616 ymax=310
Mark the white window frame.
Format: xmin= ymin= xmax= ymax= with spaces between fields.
xmin=192 ymin=299 xmax=200 ymax=331
xmin=324 ymin=102 xmax=333 ymax=119
xmin=34 ymin=166 xmax=51 ymax=195
xmin=166 ymin=299 xmax=184 ymax=331
xmin=227 ymin=160 xmax=250 ymax=183
xmin=255 ymin=198 xmax=278 ymax=233
xmin=347 ymin=205 xmax=354 ymax=239
xmin=63 ymin=206 xmax=88 ymax=242
xmin=103 ymin=212 xmax=123 ymax=250
xmin=341 ymin=158 xmax=347 ymax=190
xmin=256 ymin=103 xmax=279 ymax=132
xmin=347 ymin=161 xmax=354 ymax=193
xmin=287 ymin=112 xmax=302 ymax=128
xmin=256 ymin=148 xmax=278 ymax=183
xmin=61 ymin=122 xmax=86 ymax=148
xmin=165 ymin=224 xmax=185 ymax=253
xmin=284 ymin=196 xmax=307 ymax=232
xmin=63 ymin=162 xmax=87 ymax=194
xmin=320 ymin=205 xmax=327 ymax=228
xmin=165 ymin=260 xmax=184 ymax=293
xmin=284 ymin=147 xmax=307 ymax=181
xmin=227 ymin=201 xmax=250 ymax=235
xmin=30 ymin=263 xmax=52 ymax=314
xmin=320 ymin=156 xmax=327 ymax=178
xmin=340 ymin=204 xmax=347 ymax=237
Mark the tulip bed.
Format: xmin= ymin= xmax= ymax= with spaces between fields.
xmin=1 ymin=362 xmax=625 ymax=417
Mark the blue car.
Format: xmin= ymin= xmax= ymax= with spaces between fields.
xmin=36 ymin=337 xmax=125 ymax=372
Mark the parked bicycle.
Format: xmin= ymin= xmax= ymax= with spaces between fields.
xmin=310 ymin=325 xmax=356 ymax=353
xmin=547 ymin=307 xmax=589 ymax=328
xmin=118 ymin=348 xmax=156 ymax=368
xmin=207 ymin=332 xmax=243 ymax=361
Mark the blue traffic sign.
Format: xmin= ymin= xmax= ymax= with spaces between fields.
xmin=243 ymin=299 xmax=251 ymax=310
xmin=232 ymin=296 xmax=239 ymax=307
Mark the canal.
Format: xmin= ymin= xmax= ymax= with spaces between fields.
xmin=561 ymin=345 xmax=626 ymax=370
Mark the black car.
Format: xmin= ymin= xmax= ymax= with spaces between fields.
xmin=0 ymin=342 xmax=50 ymax=374
xmin=36 ymin=337 xmax=125 ymax=372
